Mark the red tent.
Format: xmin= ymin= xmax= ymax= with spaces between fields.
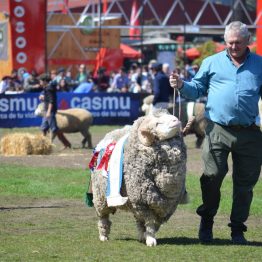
xmin=95 ymin=48 xmax=123 ymax=74
xmin=185 ymin=47 xmax=201 ymax=60
xmin=120 ymin=43 xmax=142 ymax=59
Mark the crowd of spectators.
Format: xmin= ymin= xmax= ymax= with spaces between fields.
xmin=0 ymin=62 xmax=200 ymax=96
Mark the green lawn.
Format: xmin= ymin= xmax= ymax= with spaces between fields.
xmin=0 ymin=164 xmax=261 ymax=261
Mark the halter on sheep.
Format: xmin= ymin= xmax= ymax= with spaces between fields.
xmin=89 ymin=109 xmax=187 ymax=246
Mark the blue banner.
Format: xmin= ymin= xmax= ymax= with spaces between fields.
xmin=0 ymin=92 xmax=144 ymax=128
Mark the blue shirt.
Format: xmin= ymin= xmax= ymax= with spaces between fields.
xmin=113 ymin=73 xmax=130 ymax=90
xmin=181 ymin=49 xmax=262 ymax=126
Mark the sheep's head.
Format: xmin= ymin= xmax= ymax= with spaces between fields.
xmin=34 ymin=103 xmax=45 ymax=117
xmin=137 ymin=110 xmax=181 ymax=146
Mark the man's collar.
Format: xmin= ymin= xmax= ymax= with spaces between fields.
xmin=225 ymin=47 xmax=251 ymax=64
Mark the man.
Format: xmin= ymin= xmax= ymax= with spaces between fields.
xmin=162 ymin=63 xmax=170 ymax=76
xmin=23 ymin=70 xmax=42 ymax=93
xmin=39 ymin=73 xmax=71 ymax=150
xmin=93 ymin=67 xmax=110 ymax=92
xmin=110 ymin=67 xmax=130 ymax=92
xmin=151 ymin=62 xmax=173 ymax=110
xmin=0 ymin=76 xmax=11 ymax=94
xmin=170 ymin=21 xmax=262 ymax=245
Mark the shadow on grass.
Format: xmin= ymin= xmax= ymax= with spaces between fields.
xmin=158 ymin=237 xmax=262 ymax=246
xmin=118 ymin=237 xmax=262 ymax=246
xmin=0 ymin=205 xmax=68 ymax=211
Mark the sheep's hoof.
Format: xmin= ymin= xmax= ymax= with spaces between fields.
xmin=99 ymin=235 xmax=109 ymax=242
xmin=146 ymin=236 xmax=157 ymax=247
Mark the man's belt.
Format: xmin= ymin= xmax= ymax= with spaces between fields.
xmin=225 ymin=123 xmax=260 ymax=131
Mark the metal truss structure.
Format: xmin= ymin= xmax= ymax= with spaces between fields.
xmin=46 ymin=0 xmax=260 ymax=64
xmin=47 ymin=0 xmax=260 ymax=32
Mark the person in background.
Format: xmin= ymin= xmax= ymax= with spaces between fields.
xmin=38 ymin=73 xmax=71 ymax=150
xmin=185 ymin=63 xmax=200 ymax=81
xmin=57 ymin=78 xmax=70 ymax=92
xmin=140 ymin=65 xmax=152 ymax=94
xmin=24 ymin=70 xmax=42 ymax=93
xmin=50 ymin=69 xmax=58 ymax=86
xmin=151 ymin=62 xmax=173 ymax=110
xmin=54 ymin=67 xmax=66 ymax=85
xmin=129 ymin=64 xmax=143 ymax=93
xmin=75 ymin=64 xmax=88 ymax=86
xmin=0 ymin=76 xmax=12 ymax=94
xmin=93 ymin=67 xmax=110 ymax=92
xmin=10 ymin=69 xmax=23 ymax=91
xmin=64 ymin=70 xmax=76 ymax=91
xmin=169 ymin=21 xmax=262 ymax=245
xmin=109 ymin=67 xmax=130 ymax=92
xmin=162 ymin=63 xmax=170 ymax=76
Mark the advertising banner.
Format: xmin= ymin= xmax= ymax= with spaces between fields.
xmin=0 ymin=92 xmax=143 ymax=128
xmin=9 ymin=0 xmax=46 ymax=74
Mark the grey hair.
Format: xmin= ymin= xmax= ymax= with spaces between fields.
xmin=224 ymin=21 xmax=250 ymax=42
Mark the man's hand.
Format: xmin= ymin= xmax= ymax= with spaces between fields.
xmin=46 ymin=111 xmax=51 ymax=118
xmin=169 ymin=73 xmax=183 ymax=89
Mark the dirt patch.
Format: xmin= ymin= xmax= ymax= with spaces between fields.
xmin=0 ymin=131 xmax=203 ymax=173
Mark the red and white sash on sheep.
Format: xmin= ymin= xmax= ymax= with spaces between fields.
xmin=89 ymin=138 xmax=116 ymax=177
xmin=106 ymin=133 xmax=129 ymax=207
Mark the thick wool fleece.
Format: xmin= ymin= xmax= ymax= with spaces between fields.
xmin=123 ymin=117 xmax=187 ymax=224
xmin=91 ymin=115 xmax=187 ymax=228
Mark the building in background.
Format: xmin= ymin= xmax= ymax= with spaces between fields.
xmin=0 ymin=0 xmax=260 ymax=79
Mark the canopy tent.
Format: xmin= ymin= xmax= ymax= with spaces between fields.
xmin=130 ymin=37 xmax=177 ymax=46
xmin=185 ymin=42 xmax=226 ymax=60
xmin=120 ymin=43 xmax=142 ymax=59
xmin=185 ymin=47 xmax=201 ymax=60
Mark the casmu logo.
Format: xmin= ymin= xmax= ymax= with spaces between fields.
xmin=71 ymin=96 xmax=131 ymax=110
xmin=0 ymin=97 xmax=39 ymax=112
xmin=13 ymin=0 xmax=27 ymax=64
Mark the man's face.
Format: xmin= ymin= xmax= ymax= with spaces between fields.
xmin=226 ymin=32 xmax=249 ymax=59
xmin=40 ymin=79 xmax=47 ymax=87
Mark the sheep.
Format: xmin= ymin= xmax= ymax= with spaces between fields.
xmin=35 ymin=103 xmax=93 ymax=148
xmin=90 ymin=109 xmax=187 ymax=247
xmin=141 ymin=95 xmax=206 ymax=148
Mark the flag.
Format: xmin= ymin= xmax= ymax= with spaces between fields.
xmin=103 ymin=0 xmax=108 ymax=14
xmin=129 ymin=0 xmax=140 ymax=40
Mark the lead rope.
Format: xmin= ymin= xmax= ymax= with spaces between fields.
xmin=173 ymin=87 xmax=181 ymax=120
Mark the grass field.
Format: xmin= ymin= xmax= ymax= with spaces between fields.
xmin=0 ymin=126 xmax=261 ymax=261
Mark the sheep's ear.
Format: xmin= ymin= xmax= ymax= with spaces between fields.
xmin=138 ymin=120 xmax=155 ymax=146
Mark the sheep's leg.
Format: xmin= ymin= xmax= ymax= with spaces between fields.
xmin=81 ymin=137 xmax=86 ymax=148
xmin=135 ymin=220 xmax=146 ymax=243
xmin=56 ymin=130 xmax=71 ymax=148
xmin=98 ymin=216 xmax=112 ymax=242
xmin=81 ymin=131 xmax=93 ymax=149
xmin=86 ymin=131 xmax=93 ymax=149
xmin=51 ymin=131 xmax=56 ymax=142
xmin=144 ymin=222 xmax=160 ymax=247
